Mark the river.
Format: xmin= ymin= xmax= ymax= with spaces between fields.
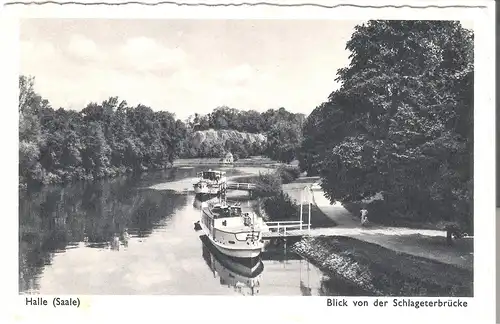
xmin=19 ymin=166 xmax=358 ymax=296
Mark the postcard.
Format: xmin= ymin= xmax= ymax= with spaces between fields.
xmin=0 ymin=0 xmax=496 ymax=323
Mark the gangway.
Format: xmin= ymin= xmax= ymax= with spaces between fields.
xmin=226 ymin=182 xmax=257 ymax=191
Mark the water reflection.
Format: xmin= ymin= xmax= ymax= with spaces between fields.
xmin=200 ymin=235 xmax=263 ymax=296
xmin=192 ymin=194 xmax=255 ymax=211
xmin=19 ymin=175 xmax=188 ymax=293
xmin=19 ymin=166 xmax=362 ymax=295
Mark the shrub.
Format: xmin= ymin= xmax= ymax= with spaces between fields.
xmin=263 ymin=191 xmax=298 ymax=221
xmin=252 ymin=171 xmax=282 ymax=197
xmin=277 ymin=166 xmax=301 ymax=184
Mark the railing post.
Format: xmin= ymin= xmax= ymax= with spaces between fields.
xmin=308 ymin=188 xmax=311 ymax=232
xmin=300 ymin=190 xmax=303 ymax=230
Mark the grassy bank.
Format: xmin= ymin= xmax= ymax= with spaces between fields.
xmin=343 ymin=201 xmax=472 ymax=243
xmin=251 ymin=167 xmax=334 ymax=226
xmin=250 ymin=167 xmax=300 ymax=221
xmin=293 ymin=236 xmax=473 ymax=297
xmin=342 ymin=201 xmax=441 ymax=230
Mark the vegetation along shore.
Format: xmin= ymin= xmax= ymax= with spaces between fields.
xmin=20 ymin=20 xmax=474 ymax=295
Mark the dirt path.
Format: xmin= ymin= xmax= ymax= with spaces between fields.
xmin=286 ymin=179 xmax=473 ymax=271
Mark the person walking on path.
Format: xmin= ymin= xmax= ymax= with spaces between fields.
xmin=360 ymin=207 xmax=369 ymax=226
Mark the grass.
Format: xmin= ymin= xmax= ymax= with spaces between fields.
xmin=296 ymin=203 xmax=337 ymax=228
xmin=342 ymin=201 xmax=465 ymax=232
xmin=293 ymin=236 xmax=473 ymax=297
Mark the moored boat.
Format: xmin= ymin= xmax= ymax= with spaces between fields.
xmin=199 ymin=201 xmax=265 ymax=259
xmin=193 ymin=170 xmax=227 ymax=196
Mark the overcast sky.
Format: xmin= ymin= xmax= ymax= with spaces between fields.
xmin=20 ymin=19 xmax=473 ymax=120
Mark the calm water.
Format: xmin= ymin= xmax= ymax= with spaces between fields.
xmin=19 ymin=166 xmax=359 ymax=296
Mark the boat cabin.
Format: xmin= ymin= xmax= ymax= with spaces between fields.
xmin=210 ymin=204 xmax=243 ymax=219
xmin=197 ymin=170 xmax=226 ymax=182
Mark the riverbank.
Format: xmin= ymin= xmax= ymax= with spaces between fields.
xmin=19 ymin=163 xmax=174 ymax=190
xmin=274 ymin=175 xmax=474 ymax=295
xmin=173 ymin=156 xmax=296 ymax=168
xmin=292 ymin=236 xmax=473 ymax=297
xmin=309 ymin=186 xmax=474 ymax=271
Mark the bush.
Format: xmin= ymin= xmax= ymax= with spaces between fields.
xmin=277 ymin=166 xmax=301 ymax=184
xmin=263 ymin=191 xmax=298 ymax=221
xmin=252 ymin=171 xmax=282 ymax=197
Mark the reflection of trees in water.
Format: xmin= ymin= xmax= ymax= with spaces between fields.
xmin=19 ymin=175 xmax=187 ymax=292
xmin=129 ymin=189 xmax=186 ymax=237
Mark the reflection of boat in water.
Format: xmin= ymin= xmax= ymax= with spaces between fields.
xmin=200 ymin=235 xmax=263 ymax=296
xmin=193 ymin=170 xmax=227 ymax=196
xmin=193 ymin=194 xmax=253 ymax=211
xmin=193 ymin=195 xmax=220 ymax=210
xmin=200 ymin=200 xmax=265 ymax=259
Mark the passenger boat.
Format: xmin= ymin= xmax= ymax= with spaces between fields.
xmin=193 ymin=170 xmax=227 ymax=196
xmin=200 ymin=235 xmax=263 ymax=296
xmin=199 ymin=200 xmax=265 ymax=259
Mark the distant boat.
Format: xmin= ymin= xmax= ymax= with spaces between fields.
xmin=199 ymin=200 xmax=265 ymax=259
xmin=193 ymin=169 xmax=227 ymax=196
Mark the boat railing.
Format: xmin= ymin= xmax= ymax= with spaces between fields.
xmin=265 ymin=220 xmax=310 ymax=233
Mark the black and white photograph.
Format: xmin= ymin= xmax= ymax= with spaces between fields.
xmin=17 ymin=17 xmax=476 ymax=297
xmin=3 ymin=1 xmax=496 ymax=322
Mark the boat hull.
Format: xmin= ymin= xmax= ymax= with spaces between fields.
xmin=199 ymin=213 xmax=263 ymax=259
xmin=211 ymin=239 xmax=262 ymax=259
xmin=200 ymin=235 xmax=264 ymax=272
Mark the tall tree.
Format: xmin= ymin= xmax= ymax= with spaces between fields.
xmin=305 ymin=21 xmax=473 ymax=232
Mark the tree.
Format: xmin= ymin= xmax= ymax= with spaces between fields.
xmin=19 ymin=76 xmax=47 ymax=185
xmin=266 ymin=119 xmax=303 ymax=163
xmin=306 ymin=21 xmax=473 ymax=232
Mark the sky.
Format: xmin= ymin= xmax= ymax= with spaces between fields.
xmin=20 ymin=19 xmax=473 ymax=120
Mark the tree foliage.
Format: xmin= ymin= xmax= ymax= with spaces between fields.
xmin=183 ymin=107 xmax=305 ymax=163
xmin=300 ymin=21 xmax=473 ymax=232
xmin=19 ymin=77 xmax=187 ymax=187
xmin=19 ymin=77 xmax=304 ymax=188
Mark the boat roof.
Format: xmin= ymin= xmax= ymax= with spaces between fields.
xmin=202 ymin=169 xmax=226 ymax=175
xmin=204 ymin=203 xmax=244 ymax=219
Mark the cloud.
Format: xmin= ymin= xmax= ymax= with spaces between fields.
xmin=117 ymin=37 xmax=186 ymax=72
xmin=67 ymin=34 xmax=102 ymax=61
xmin=20 ymin=30 xmax=333 ymax=119
xmin=21 ymin=40 xmax=57 ymax=63
xmin=219 ymin=64 xmax=256 ymax=85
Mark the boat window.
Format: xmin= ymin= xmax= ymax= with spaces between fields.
xmin=230 ymin=207 xmax=242 ymax=217
xmin=221 ymin=208 xmax=231 ymax=218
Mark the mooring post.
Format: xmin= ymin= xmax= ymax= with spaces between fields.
xmin=284 ymin=237 xmax=287 ymax=265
